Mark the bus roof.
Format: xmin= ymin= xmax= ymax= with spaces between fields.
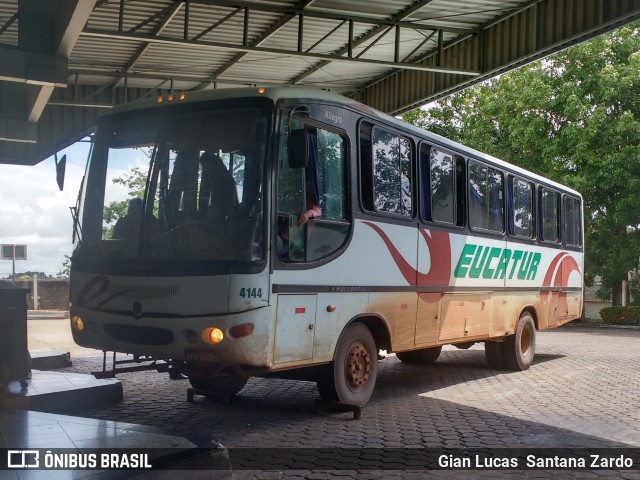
xmin=110 ymin=86 xmax=581 ymax=198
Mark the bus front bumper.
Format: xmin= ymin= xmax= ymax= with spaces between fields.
xmin=69 ymin=305 xmax=273 ymax=368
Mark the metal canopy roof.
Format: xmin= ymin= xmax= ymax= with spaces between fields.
xmin=1 ymin=0 xmax=639 ymax=165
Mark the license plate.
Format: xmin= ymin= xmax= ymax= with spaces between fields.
xmin=185 ymin=350 xmax=219 ymax=363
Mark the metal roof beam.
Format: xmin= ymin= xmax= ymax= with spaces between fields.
xmin=69 ymin=67 xmax=311 ymax=89
xmin=0 ymin=11 xmax=18 ymax=36
xmin=0 ymin=46 xmax=68 ymax=86
xmin=188 ymin=0 xmax=475 ymax=35
xmin=81 ymin=27 xmax=480 ymax=76
xmin=196 ymin=0 xmax=316 ymax=88
xmin=55 ymin=0 xmax=95 ymax=58
xmin=290 ymin=0 xmax=439 ymax=84
xmin=0 ymin=0 xmax=93 ymax=144
xmin=354 ymin=0 xmax=640 ymax=114
xmin=122 ymin=2 xmax=183 ymax=74
xmin=192 ymin=6 xmax=243 ymax=41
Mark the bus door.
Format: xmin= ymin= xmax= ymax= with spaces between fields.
xmin=272 ymin=110 xmax=351 ymax=364
xmin=273 ymin=294 xmax=317 ymax=365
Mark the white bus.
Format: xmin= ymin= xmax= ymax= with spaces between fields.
xmin=69 ymin=87 xmax=583 ymax=407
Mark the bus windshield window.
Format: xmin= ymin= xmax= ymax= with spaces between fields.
xmin=79 ymin=105 xmax=268 ymax=266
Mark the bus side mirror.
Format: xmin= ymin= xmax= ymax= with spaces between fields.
xmin=289 ymin=129 xmax=308 ymax=169
xmin=55 ymin=153 xmax=67 ymax=191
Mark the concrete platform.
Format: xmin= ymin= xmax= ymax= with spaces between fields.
xmin=1 ymin=370 xmax=123 ymax=414
xmin=0 ymin=409 xmax=231 ymax=478
xmin=30 ymin=351 xmax=72 ymax=370
xmin=27 ymin=310 xmax=68 ymax=320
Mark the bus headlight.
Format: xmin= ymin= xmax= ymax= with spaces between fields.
xmin=71 ymin=316 xmax=84 ymax=332
xmin=203 ymin=327 xmax=224 ymax=344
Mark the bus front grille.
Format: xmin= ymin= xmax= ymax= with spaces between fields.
xmin=104 ymin=324 xmax=174 ymax=346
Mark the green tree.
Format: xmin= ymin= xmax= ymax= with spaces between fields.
xmin=403 ymin=23 xmax=640 ymax=304
xmin=102 ymin=165 xmax=147 ymax=239
xmin=58 ymin=255 xmax=71 ymax=278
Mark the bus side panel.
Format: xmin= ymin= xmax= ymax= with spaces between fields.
xmin=341 ymin=220 xmax=419 ymax=353
xmin=490 ymin=292 xmax=535 ymax=337
xmin=438 ymin=293 xmax=491 ymax=341
xmin=313 ymin=292 xmax=370 ymax=363
xmin=272 ymin=219 xmax=417 ymax=358
xmin=548 ymin=252 xmax=584 ymax=327
xmin=228 ymin=271 xmax=270 ymax=312
xmin=368 ymin=292 xmax=418 ymax=353
xmin=415 ymin=292 xmax=441 ymax=346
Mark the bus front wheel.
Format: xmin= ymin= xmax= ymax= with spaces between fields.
xmin=188 ymin=374 xmax=248 ymax=398
xmin=316 ymin=323 xmax=378 ymax=407
xmin=502 ymin=312 xmax=536 ymax=371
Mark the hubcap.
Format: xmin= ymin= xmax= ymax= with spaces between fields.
xmin=345 ymin=341 xmax=372 ymax=391
xmin=521 ymin=326 xmax=532 ymax=357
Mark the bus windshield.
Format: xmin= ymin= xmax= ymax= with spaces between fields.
xmin=75 ymin=102 xmax=269 ymax=271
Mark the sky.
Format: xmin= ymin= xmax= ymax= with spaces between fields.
xmin=0 ymin=142 xmax=90 ymax=278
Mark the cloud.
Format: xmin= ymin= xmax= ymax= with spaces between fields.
xmin=0 ymin=143 xmax=89 ymax=277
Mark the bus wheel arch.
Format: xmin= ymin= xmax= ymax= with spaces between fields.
xmin=521 ymin=306 xmax=539 ymax=330
xmin=316 ymin=320 xmax=381 ymax=407
xmin=352 ymin=315 xmax=391 ymax=352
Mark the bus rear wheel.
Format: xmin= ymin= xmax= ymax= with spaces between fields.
xmin=502 ymin=312 xmax=536 ymax=371
xmin=485 ymin=341 xmax=506 ymax=369
xmin=316 ymin=323 xmax=377 ymax=407
xmin=188 ymin=374 xmax=248 ymax=398
xmin=396 ymin=346 xmax=442 ymax=364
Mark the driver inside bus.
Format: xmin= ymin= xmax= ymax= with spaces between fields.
xmin=112 ymin=197 xmax=162 ymax=240
xmin=278 ymin=179 xmax=321 ymax=259
xmin=199 ymin=151 xmax=239 ymax=220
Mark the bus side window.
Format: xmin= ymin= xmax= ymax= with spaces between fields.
xmin=509 ymin=177 xmax=535 ymax=239
xmin=564 ymin=196 xmax=582 ymax=247
xmin=469 ymin=161 xmax=504 ymax=233
xmin=427 ymin=147 xmax=455 ymax=224
xmin=359 ymin=124 xmax=374 ymax=212
xmin=277 ymin=115 xmax=349 ymax=263
xmin=540 ymin=188 xmax=560 ymax=243
xmin=422 ymin=145 xmax=465 ymax=227
xmin=370 ymin=126 xmax=413 ymax=217
xmin=455 ymin=158 xmax=465 ymax=227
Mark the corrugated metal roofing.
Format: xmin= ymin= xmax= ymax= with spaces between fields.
xmin=66 ymin=0 xmax=531 ymax=94
xmin=0 ymin=0 xmax=639 ymax=164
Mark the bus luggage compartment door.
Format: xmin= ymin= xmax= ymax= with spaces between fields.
xmin=438 ymin=292 xmax=492 ymax=341
xmin=273 ymin=295 xmax=317 ymax=365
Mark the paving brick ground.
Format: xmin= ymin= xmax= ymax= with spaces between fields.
xmin=26 ymin=320 xmax=640 ymax=479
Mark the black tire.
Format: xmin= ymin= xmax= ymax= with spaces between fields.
xmin=396 ymin=350 xmax=417 ymax=363
xmin=396 ymin=346 xmax=442 ymax=364
xmin=316 ymin=322 xmax=378 ymax=407
xmin=485 ymin=341 xmax=506 ymax=369
xmin=502 ymin=312 xmax=536 ymax=371
xmin=188 ymin=374 xmax=248 ymax=398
